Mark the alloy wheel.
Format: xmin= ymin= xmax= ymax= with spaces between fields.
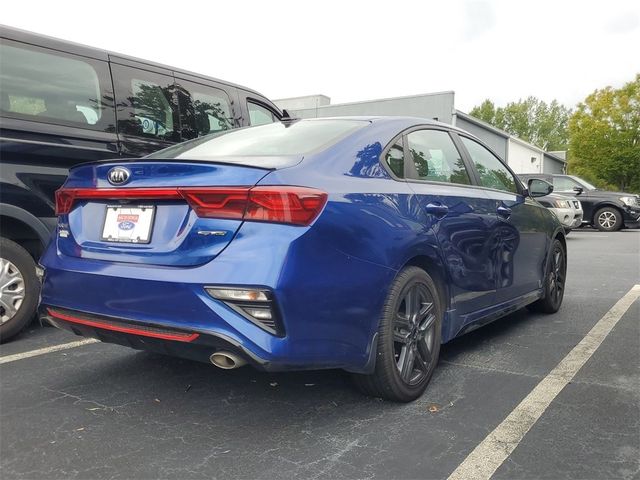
xmin=598 ymin=211 xmax=616 ymax=230
xmin=393 ymin=283 xmax=437 ymax=386
xmin=0 ymin=258 xmax=26 ymax=324
xmin=547 ymin=246 xmax=565 ymax=306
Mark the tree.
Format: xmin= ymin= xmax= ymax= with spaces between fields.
xmin=568 ymin=74 xmax=640 ymax=193
xmin=469 ymin=97 xmax=571 ymax=151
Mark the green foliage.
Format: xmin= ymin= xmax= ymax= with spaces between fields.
xmin=568 ymin=74 xmax=640 ymax=193
xmin=469 ymin=97 xmax=571 ymax=151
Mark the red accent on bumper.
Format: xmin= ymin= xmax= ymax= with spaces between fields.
xmin=47 ymin=308 xmax=200 ymax=343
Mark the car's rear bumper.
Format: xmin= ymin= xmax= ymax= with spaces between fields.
xmin=38 ymin=227 xmax=394 ymax=373
xmin=40 ymin=306 xmax=275 ymax=369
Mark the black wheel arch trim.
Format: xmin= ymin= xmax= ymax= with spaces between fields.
xmin=0 ymin=203 xmax=52 ymax=247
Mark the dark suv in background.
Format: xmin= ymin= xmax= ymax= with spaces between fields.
xmin=0 ymin=25 xmax=282 ymax=341
xmin=519 ymin=174 xmax=640 ymax=232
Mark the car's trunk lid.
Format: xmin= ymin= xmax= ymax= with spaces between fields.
xmin=57 ymin=160 xmax=278 ymax=266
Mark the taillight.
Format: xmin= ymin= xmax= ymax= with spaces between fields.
xmin=54 ymin=186 xmax=327 ymax=226
xmin=246 ymin=187 xmax=328 ymax=226
xmin=54 ymin=189 xmax=75 ymax=215
xmin=180 ymin=188 xmax=249 ymax=219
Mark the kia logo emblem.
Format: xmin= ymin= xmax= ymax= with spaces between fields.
xmin=108 ymin=167 xmax=131 ymax=185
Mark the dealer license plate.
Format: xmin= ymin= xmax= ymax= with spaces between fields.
xmin=101 ymin=205 xmax=155 ymax=244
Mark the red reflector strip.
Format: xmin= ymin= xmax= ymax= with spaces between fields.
xmin=47 ymin=308 xmax=200 ymax=343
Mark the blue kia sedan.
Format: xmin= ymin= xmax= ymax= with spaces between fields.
xmin=40 ymin=117 xmax=566 ymax=402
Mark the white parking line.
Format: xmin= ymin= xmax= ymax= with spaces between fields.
xmin=0 ymin=338 xmax=99 ymax=365
xmin=448 ymin=284 xmax=640 ymax=480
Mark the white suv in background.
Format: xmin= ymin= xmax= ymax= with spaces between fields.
xmin=537 ymin=193 xmax=583 ymax=233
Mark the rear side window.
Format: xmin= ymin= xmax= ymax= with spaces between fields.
xmin=111 ymin=64 xmax=179 ymax=142
xmin=0 ymin=41 xmax=113 ymax=129
xmin=248 ymin=101 xmax=276 ymax=125
xmin=176 ymin=80 xmax=234 ymax=139
xmin=385 ymin=140 xmax=405 ymax=178
xmin=148 ymin=119 xmax=368 ymax=164
xmin=406 ymin=130 xmax=471 ymax=185
xmin=461 ymin=136 xmax=518 ymax=193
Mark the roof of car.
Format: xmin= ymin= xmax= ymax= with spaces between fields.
xmin=302 ymin=115 xmax=472 ymax=134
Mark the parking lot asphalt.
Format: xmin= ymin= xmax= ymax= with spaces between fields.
xmin=1 ymin=229 xmax=639 ymax=480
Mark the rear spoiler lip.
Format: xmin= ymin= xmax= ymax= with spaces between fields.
xmin=72 ymin=156 xmax=305 ymax=171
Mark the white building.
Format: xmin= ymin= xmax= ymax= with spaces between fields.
xmin=274 ymin=92 xmax=566 ymax=175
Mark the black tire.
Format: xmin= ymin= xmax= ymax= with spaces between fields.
xmin=528 ymin=239 xmax=566 ymax=314
xmin=594 ymin=207 xmax=623 ymax=232
xmin=0 ymin=238 xmax=39 ymax=343
xmin=352 ymin=266 xmax=442 ymax=402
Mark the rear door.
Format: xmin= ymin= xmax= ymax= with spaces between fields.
xmin=401 ymin=127 xmax=498 ymax=316
xmin=110 ymin=59 xmax=180 ymax=157
xmin=456 ymin=134 xmax=548 ymax=303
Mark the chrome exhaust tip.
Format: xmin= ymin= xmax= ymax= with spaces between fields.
xmin=209 ymin=351 xmax=247 ymax=369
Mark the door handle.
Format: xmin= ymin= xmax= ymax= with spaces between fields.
xmin=497 ymin=206 xmax=512 ymax=219
xmin=426 ymin=203 xmax=449 ymax=218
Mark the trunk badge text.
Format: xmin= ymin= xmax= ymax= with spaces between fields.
xmin=108 ymin=167 xmax=131 ymax=185
xmin=197 ymin=230 xmax=227 ymax=236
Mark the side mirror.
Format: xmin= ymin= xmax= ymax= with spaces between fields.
xmin=573 ymin=186 xmax=584 ymax=195
xmin=528 ymin=178 xmax=554 ymax=197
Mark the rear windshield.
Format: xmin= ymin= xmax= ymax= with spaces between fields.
xmin=147 ymin=119 xmax=369 ymax=164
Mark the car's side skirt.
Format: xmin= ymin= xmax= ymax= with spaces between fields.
xmin=448 ymin=289 xmax=544 ymax=341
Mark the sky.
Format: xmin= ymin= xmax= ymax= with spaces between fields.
xmin=2 ymin=0 xmax=639 ymax=112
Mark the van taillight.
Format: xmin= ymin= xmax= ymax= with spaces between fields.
xmin=54 ymin=186 xmax=328 ymax=226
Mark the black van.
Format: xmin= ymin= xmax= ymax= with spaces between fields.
xmin=0 ymin=25 xmax=282 ymax=341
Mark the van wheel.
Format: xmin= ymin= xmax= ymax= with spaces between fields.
xmin=352 ymin=266 xmax=442 ymax=402
xmin=0 ymin=238 xmax=39 ymax=343
xmin=594 ymin=207 xmax=622 ymax=232
xmin=528 ymin=239 xmax=566 ymax=314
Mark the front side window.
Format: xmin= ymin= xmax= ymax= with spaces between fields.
xmin=0 ymin=41 xmax=112 ymax=129
xmin=148 ymin=119 xmax=368 ymax=164
xmin=111 ymin=64 xmax=179 ymax=142
xmin=385 ymin=140 xmax=405 ymax=178
xmin=406 ymin=130 xmax=471 ymax=185
xmin=461 ymin=137 xmax=517 ymax=193
xmin=553 ymin=176 xmax=581 ymax=191
xmin=248 ymin=102 xmax=275 ymax=126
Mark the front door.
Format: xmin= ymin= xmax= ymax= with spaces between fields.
xmin=456 ymin=135 xmax=549 ymax=304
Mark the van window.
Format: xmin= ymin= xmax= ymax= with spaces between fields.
xmin=111 ymin=64 xmax=179 ymax=142
xmin=0 ymin=41 xmax=113 ymax=129
xmin=248 ymin=101 xmax=276 ymax=126
xmin=176 ymin=80 xmax=234 ymax=139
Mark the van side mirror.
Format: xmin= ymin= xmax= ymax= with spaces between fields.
xmin=528 ymin=178 xmax=554 ymax=197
